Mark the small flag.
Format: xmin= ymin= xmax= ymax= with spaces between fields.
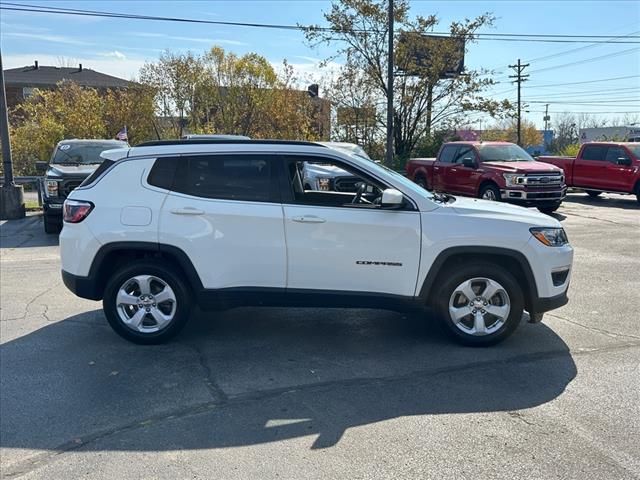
xmin=115 ymin=126 xmax=128 ymax=141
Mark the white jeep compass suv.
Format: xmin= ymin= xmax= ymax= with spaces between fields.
xmin=60 ymin=139 xmax=573 ymax=346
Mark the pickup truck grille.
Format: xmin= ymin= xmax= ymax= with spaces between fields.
xmin=60 ymin=179 xmax=84 ymax=198
xmin=523 ymin=173 xmax=564 ymax=187
xmin=334 ymin=176 xmax=359 ymax=192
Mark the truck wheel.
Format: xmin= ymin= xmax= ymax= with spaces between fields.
xmin=103 ymin=261 xmax=192 ymax=345
xmin=435 ymin=263 xmax=524 ymax=346
xmin=479 ymin=184 xmax=501 ymax=202
xmin=635 ymin=184 xmax=640 ymax=204
xmin=585 ymin=190 xmax=601 ymax=198
xmin=537 ymin=203 xmax=561 ymax=215
xmin=414 ymin=175 xmax=427 ymax=189
xmin=43 ymin=215 xmax=61 ymax=234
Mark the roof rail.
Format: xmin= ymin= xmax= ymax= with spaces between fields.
xmin=134 ymin=139 xmax=327 ymax=148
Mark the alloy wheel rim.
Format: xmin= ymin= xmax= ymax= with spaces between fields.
xmin=482 ymin=190 xmax=496 ymax=200
xmin=448 ymin=277 xmax=510 ymax=336
xmin=116 ymin=275 xmax=177 ymax=333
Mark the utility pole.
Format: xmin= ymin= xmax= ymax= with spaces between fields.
xmin=385 ymin=0 xmax=394 ymax=167
xmin=0 ymin=48 xmax=25 ymax=220
xmin=509 ymin=58 xmax=529 ymax=146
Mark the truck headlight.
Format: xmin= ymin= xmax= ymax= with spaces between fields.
xmin=317 ymin=178 xmax=330 ymax=191
xmin=530 ymin=227 xmax=569 ymax=247
xmin=503 ymin=173 xmax=525 ymax=187
xmin=46 ymin=180 xmax=59 ymax=197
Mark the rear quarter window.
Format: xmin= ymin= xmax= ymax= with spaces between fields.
xmin=147 ymin=157 xmax=179 ymax=190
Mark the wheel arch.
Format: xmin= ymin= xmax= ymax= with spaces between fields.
xmin=88 ymin=242 xmax=203 ymax=300
xmin=477 ymin=179 xmax=500 ymax=197
xmin=419 ymin=246 xmax=538 ymax=313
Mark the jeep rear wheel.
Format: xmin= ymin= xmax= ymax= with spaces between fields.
xmin=436 ymin=263 xmax=524 ymax=346
xmin=103 ymin=261 xmax=192 ymax=344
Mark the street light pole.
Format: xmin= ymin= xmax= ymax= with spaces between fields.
xmin=0 ymin=48 xmax=25 ymax=219
xmin=385 ymin=0 xmax=394 ymax=166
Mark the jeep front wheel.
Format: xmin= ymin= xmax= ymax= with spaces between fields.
xmin=436 ymin=263 xmax=524 ymax=346
xmin=103 ymin=261 xmax=192 ymax=344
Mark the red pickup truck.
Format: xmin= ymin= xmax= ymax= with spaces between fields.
xmin=537 ymin=142 xmax=640 ymax=203
xmin=407 ymin=141 xmax=567 ymax=214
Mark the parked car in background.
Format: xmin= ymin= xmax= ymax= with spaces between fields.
xmin=537 ymin=142 xmax=640 ymax=203
xmin=406 ymin=141 xmax=567 ymax=214
xmin=37 ymin=139 xmax=129 ymax=233
xmin=301 ymin=142 xmax=370 ymax=192
xmin=59 ymin=138 xmax=572 ymax=347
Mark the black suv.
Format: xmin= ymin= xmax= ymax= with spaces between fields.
xmin=37 ymin=139 xmax=128 ymax=233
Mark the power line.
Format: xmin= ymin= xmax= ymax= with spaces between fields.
xmin=524 ymin=87 xmax=640 ymax=98
xmin=525 ymin=30 xmax=640 ymax=63
xmin=525 ymin=75 xmax=640 ymax=88
xmin=2 ymin=2 xmax=640 ymax=44
xmin=527 ymin=47 xmax=640 ymax=74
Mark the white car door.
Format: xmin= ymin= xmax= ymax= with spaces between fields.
xmin=281 ymin=155 xmax=421 ymax=297
xmin=156 ymin=154 xmax=286 ymax=290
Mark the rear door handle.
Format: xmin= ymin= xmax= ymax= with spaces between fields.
xmin=292 ymin=215 xmax=326 ymax=223
xmin=171 ymin=207 xmax=204 ymax=215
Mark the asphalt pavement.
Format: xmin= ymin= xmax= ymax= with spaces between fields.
xmin=1 ymin=192 xmax=639 ymax=480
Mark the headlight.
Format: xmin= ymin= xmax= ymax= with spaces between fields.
xmin=317 ymin=178 xmax=330 ymax=191
xmin=46 ymin=180 xmax=59 ymax=196
xmin=503 ymin=173 xmax=524 ymax=187
xmin=530 ymin=227 xmax=569 ymax=247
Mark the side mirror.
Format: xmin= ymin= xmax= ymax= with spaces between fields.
xmin=616 ymin=157 xmax=632 ymax=166
xmin=461 ymin=157 xmax=476 ymax=168
xmin=381 ymin=188 xmax=403 ymax=208
xmin=36 ymin=161 xmax=48 ymax=173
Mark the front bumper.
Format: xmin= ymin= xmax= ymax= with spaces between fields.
xmin=501 ymin=186 xmax=567 ymax=205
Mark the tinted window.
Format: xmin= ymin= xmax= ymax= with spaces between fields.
xmin=581 ymin=145 xmax=607 ymax=161
xmin=52 ymin=141 xmax=128 ymax=164
xmin=173 ymin=154 xmax=276 ymax=202
xmin=453 ymin=146 xmax=476 ymax=164
xmin=439 ymin=146 xmax=458 ymax=163
xmin=605 ymin=147 xmax=627 ymax=163
xmin=147 ymin=157 xmax=179 ymax=190
xmin=79 ymin=160 xmax=115 ymax=188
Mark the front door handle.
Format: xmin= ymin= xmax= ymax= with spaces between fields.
xmin=171 ymin=207 xmax=204 ymax=215
xmin=292 ymin=215 xmax=326 ymax=223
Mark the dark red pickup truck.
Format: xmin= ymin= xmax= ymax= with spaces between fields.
xmin=537 ymin=142 xmax=640 ymax=203
xmin=407 ymin=141 xmax=566 ymax=214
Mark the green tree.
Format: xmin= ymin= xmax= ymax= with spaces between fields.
xmin=304 ymin=0 xmax=511 ymax=163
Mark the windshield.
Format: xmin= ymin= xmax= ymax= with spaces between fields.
xmin=626 ymin=145 xmax=640 ymax=157
xmin=52 ymin=142 xmax=127 ymax=164
xmin=477 ymin=144 xmax=534 ymax=162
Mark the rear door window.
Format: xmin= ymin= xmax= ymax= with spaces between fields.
xmin=172 ymin=154 xmax=279 ymax=203
xmin=581 ymin=145 xmax=607 ymax=161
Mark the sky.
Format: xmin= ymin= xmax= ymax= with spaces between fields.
xmin=1 ymin=0 xmax=639 ymax=129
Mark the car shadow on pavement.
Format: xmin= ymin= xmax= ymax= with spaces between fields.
xmin=0 ymin=307 xmax=576 ymax=468
xmin=0 ymin=215 xmax=59 ymax=249
xmin=563 ymin=193 xmax=640 ymax=210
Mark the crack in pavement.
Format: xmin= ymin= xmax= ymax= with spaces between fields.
xmin=186 ymin=342 xmax=229 ymax=405
xmin=5 ymin=284 xmax=59 ymax=323
xmin=3 ymin=340 xmax=640 ymax=479
xmin=547 ymin=312 xmax=640 ymax=341
xmin=562 ymin=211 xmax=632 ymax=226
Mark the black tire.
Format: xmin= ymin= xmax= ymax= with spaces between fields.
xmin=414 ymin=175 xmax=427 ymax=189
xmin=635 ymin=184 xmax=640 ymax=204
xmin=103 ymin=261 xmax=192 ymax=344
xmin=585 ymin=190 xmax=601 ymax=198
xmin=479 ymin=183 xmax=501 ymax=202
xmin=43 ymin=215 xmax=61 ymax=234
xmin=435 ymin=263 xmax=524 ymax=347
xmin=537 ymin=203 xmax=561 ymax=215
